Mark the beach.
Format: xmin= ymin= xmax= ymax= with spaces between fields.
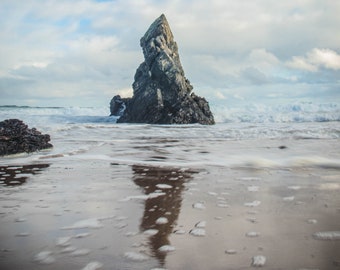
xmin=1 ymin=119 xmax=340 ymax=269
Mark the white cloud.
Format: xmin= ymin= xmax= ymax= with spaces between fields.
xmin=287 ymin=48 xmax=340 ymax=72
xmin=286 ymin=56 xmax=318 ymax=72
xmin=309 ymin=48 xmax=340 ymax=70
xmin=0 ymin=0 xmax=339 ymax=106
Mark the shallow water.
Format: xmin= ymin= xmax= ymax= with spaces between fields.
xmin=1 ymin=122 xmax=340 ymax=269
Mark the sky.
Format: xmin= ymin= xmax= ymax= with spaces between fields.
xmin=0 ymin=0 xmax=339 ymax=108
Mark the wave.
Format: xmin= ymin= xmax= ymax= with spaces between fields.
xmin=212 ymin=102 xmax=340 ymax=123
xmin=0 ymin=102 xmax=339 ymax=125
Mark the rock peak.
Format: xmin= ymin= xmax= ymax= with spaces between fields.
xmin=111 ymin=14 xmax=215 ymax=125
xmin=142 ymin=14 xmax=173 ymax=45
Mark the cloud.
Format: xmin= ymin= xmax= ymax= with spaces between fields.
xmin=287 ymin=48 xmax=340 ymax=72
xmin=0 ymin=0 xmax=339 ymax=107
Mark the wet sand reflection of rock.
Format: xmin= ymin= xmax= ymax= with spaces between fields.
xmin=132 ymin=165 xmax=198 ymax=266
xmin=0 ymin=164 xmax=50 ymax=186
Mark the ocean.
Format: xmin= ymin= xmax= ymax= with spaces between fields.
xmin=0 ymin=104 xmax=340 ymax=269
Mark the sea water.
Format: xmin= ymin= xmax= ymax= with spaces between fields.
xmin=0 ymin=104 xmax=339 ymax=167
xmin=0 ymin=104 xmax=340 ymax=269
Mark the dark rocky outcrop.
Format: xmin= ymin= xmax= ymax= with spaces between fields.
xmin=111 ymin=14 xmax=214 ymax=125
xmin=109 ymin=95 xmax=128 ymax=117
xmin=0 ymin=119 xmax=53 ymax=156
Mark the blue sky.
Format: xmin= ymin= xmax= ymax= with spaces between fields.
xmin=0 ymin=0 xmax=339 ymax=108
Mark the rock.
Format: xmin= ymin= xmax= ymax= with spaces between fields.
xmin=115 ymin=14 xmax=214 ymax=125
xmin=0 ymin=119 xmax=53 ymax=156
xmin=109 ymin=95 xmax=127 ymax=116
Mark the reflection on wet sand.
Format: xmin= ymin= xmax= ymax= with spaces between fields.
xmin=132 ymin=165 xmax=198 ymax=266
xmin=0 ymin=164 xmax=50 ymax=186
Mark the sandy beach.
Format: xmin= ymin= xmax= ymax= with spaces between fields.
xmin=1 ymin=133 xmax=339 ymax=270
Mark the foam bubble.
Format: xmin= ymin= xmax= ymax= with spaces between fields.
xmin=313 ymin=231 xmax=340 ymax=240
xmin=60 ymin=246 xmax=77 ymax=253
xmin=195 ymin=221 xmax=206 ymax=228
xmin=56 ymin=236 xmax=72 ymax=247
xmin=252 ymin=255 xmax=266 ymax=267
xmin=192 ymin=202 xmax=206 ymax=210
xmin=288 ymin=186 xmax=301 ymax=190
xmin=121 ymin=192 xmax=166 ymax=201
xmin=158 ymin=245 xmax=175 ymax=252
xmin=71 ymin=248 xmax=91 ymax=256
xmin=246 ymin=231 xmax=260 ymax=238
xmin=283 ymin=196 xmax=295 ymax=201
xmin=307 ymin=219 xmax=318 ymax=224
xmin=61 ymin=218 xmax=103 ymax=230
xmin=144 ymin=229 xmax=159 ymax=236
xmin=217 ymin=203 xmax=229 ymax=208
xmin=244 ymin=200 xmax=261 ymax=207
xmin=74 ymin=232 xmax=91 ymax=238
xmin=156 ymin=217 xmax=169 ymax=225
xmin=124 ymin=251 xmax=149 ymax=261
xmin=156 ymin=184 xmax=173 ymax=189
xmin=34 ymin=251 xmax=55 ymax=264
xmin=81 ymin=261 xmax=103 ymax=270
xmin=189 ymin=228 xmax=206 ymax=237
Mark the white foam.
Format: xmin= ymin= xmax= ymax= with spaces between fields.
xmin=216 ymin=203 xmax=229 ymax=208
xmin=288 ymin=186 xmax=301 ymax=190
xmin=307 ymin=219 xmax=318 ymax=224
xmin=121 ymin=192 xmax=166 ymax=201
xmin=283 ymin=196 xmax=295 ymax=201
xmin=192 ymin=202 xmax=206 ymax=210
xmin=252 ymin=255 xmax=266 ymax=267
xmin=313 ymin=231 xmax=340 ymax=240
xmin=319 ymin=183 xmax=340 ymax=190
xmin=246 ymin=231 xmax=260 ymax=238
xmin=156 ymin=217 xmax=169 ymax=225
xmin=56 ymin=236 xmax=72 ymax=247
xmin=158 ymin=245 xmax=175 ymax=252
xmin=34 ymin=251 xmax=55 ymax=264
xmin=244 ymin=200 xmax=261 ymax=207
xmin=189 ymin=228 xmax=206 ymax=237
xmin=195 ymin=221 xmax=206 ymax=228
xmin=61 ymin=218 xmax=103 ymax=230
xmin=124 ymin=251 xmax=149 ymax=261
xmin=237 ymin=177 xmax=261 ymax=181
xmin=74 ymin=232 xmax=91 ymax=238
xmin=144 ymin=229 xmax=159 ymax=236
xmin=59 ymin=246 xmax=77 ymax=253
xmin=70 ymin=248 xmax=91 ymax=256
xmin=156 ymin=184 xmax=173 ymax=189
xmin=82 ymin=261 xmax=103 ymax=270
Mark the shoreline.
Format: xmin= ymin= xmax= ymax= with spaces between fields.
xmin=1 ymin=143 xmax=340 ymax=269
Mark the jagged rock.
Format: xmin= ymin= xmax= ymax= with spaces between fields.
xmin=114 ymin=14 xmax=214 ymax=125
xmin=0 ymin=119 xmax=53 ymax=156
xmin=110 ymin=95 xmax=127 ymax=116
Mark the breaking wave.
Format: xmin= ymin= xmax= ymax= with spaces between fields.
xmin=0 ymin=101 xmax=339 ymax=125
xmin=212 ymin=102 xmax=340 ymax=123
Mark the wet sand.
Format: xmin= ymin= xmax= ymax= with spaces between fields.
xmin=1 ymin=140 xmax=340 ymax=270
